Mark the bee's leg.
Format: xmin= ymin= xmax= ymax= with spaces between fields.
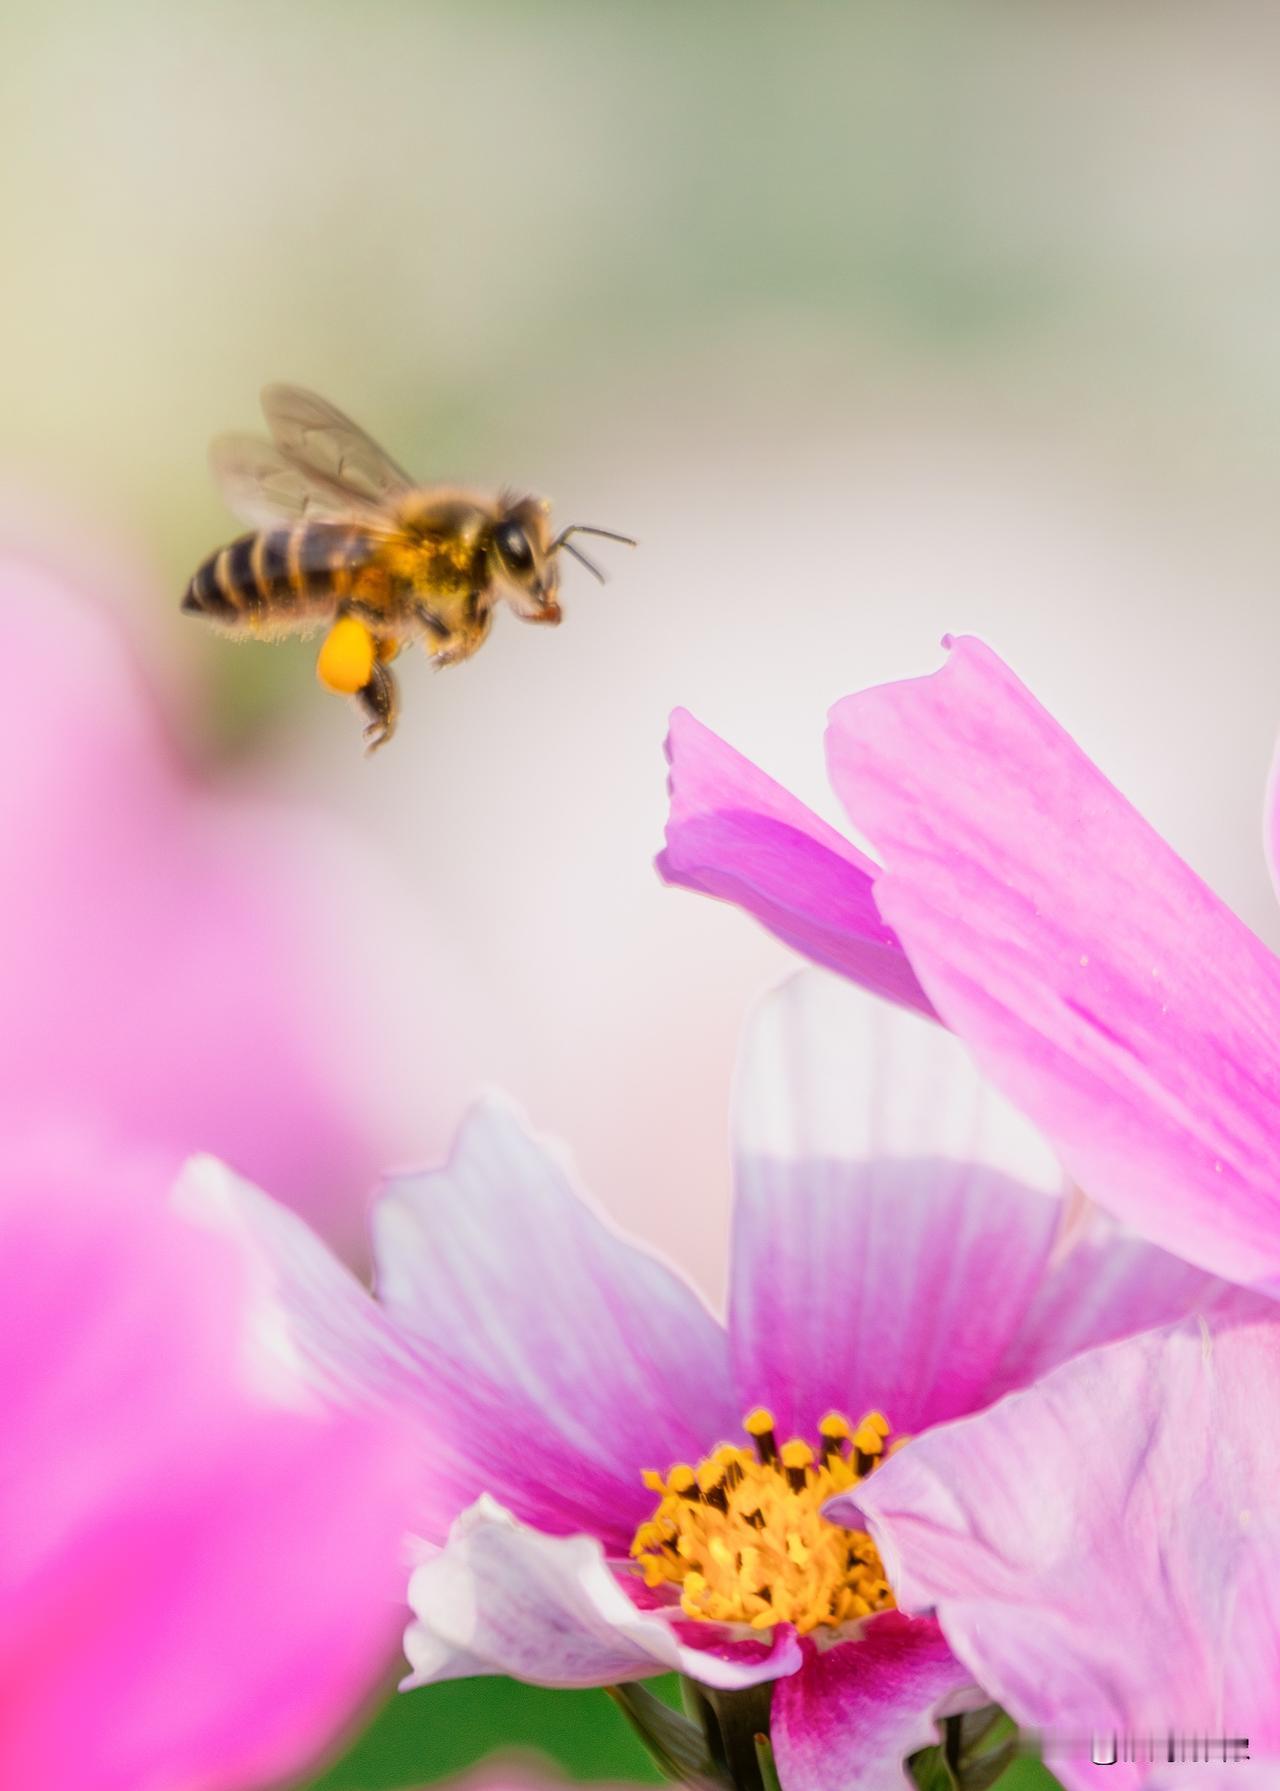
xmin=356 ymin=660 xmax=398 ymax=753
xmin=412 ymin=602 xmax=454 ymax=656
xmin=315 ymin=614 xmax=397 ymax=752
xmin=430 ymin=600 xmax=492 ymax=668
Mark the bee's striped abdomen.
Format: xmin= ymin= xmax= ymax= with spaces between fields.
xmin=182 ymin=525 xmax=379 ymax=630
xmin=182 ymin=534 xmax=248 ymax=622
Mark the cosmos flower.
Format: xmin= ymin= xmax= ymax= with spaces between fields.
xmin=0 ymin=551 xmax=469 ymax=1252
xmin=844 ymin=1309 xmax=1280 ymax=1791
xmin=659 ymin=637 xmax=1280 ymax=1292
xmin=0 ymin=1134 xmax=414 ymax=1791
xmin=179 ymin=971 xmax=1260 ymax=1791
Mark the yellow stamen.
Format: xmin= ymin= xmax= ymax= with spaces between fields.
xmin=743 ymin=1406 xmax=779 ymax=1465
xmin=632 ymin=1409 xmax=897 ymax=1635
xmin=818 ymin=1412 xmax=852 ymax=1465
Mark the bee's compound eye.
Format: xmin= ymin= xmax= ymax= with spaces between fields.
xmin=495 ymin=521 xmax=535 ymax=575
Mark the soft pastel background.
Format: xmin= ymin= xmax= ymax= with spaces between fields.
xmin=4 ymin=1 xmax=1278 ymax=1784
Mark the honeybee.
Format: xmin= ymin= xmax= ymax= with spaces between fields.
xmin=181 ymin=385 xmax=634 ymax=750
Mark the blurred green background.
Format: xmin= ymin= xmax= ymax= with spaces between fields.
xmin=307 ymin=1677 xmax=668 ymax=1789
xmin=5 ymin=2 xmax=1278 ymax=1786
xmin=301 ymin=1675 xmax=1060 ymax=1791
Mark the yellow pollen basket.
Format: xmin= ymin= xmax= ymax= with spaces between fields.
xmin=632 ymin=1408 xmax=895 ymax=1634
xmin=316 ymin=615 xmax=377 ymax=694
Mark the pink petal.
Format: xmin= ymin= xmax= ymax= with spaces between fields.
xmin=729 ymin=972 xmax=1066 ymax=1434
xmin=0 ymin=1138 xmax=414 ymax=1791
xmin=0 ymin=558 xmax=471 ymax=1253
xmin=658 ymin=709 xmax=937 ymax=1019
xmin=183 ymin=1104 xmax=738 ymax=1551
xmin=403 ymin=1495 xmax=803 ymax=1693
xmin=842 ymin=1314 xmax=1280 ymax=1768
xmin=826 ymin=635 xmax=1280 ymax=1289
xmin=772 ymin=1618 xmax=980 ymax=1791
xmin=374 ymin=1099 xmax=739 ymax=1547
xmin=175 ymin=1154 xmax=481 ymax=1544
xmin=987 ymin=1214 xmax=1270 ymax=1403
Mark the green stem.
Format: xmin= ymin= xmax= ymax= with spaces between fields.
xmin=698 ymin=1682 xmax=776 ymax=1791
xmin=604 ymin=1682 xmax=730 ymax=1790
xmin=753 ymin=1729 xmax=783 ymax=1791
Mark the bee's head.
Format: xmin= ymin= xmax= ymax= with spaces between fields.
xmin=490 ymin=497 xmax=562 ymax=624
xmin=491 ymin=499 xmax=637 ymax=623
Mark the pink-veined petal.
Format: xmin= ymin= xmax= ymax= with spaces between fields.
xmin=728 ymin=972 xmax=1065 ymax=1434
xmin=658 ymin=709 xmax=936 ymax=1019
xmin=175 ymin=1153 xmax=481 ymax=1543
xmin=772 ymin=1618 xmax=981 ymax=1791
xmin=402 ymin=1496 xmax=803 ymax=1694
xmin=184 ymin=1104 xmax=738 ymax=1551
xmin=826 ymin=635 xmax=1280 ymax=1290
xmin=987 ymin=1213 xmax=1270 ymax=1404
xmin=373 ymin=1100 xmax=738 ymax=1547
xmin=839 ymin=1314 xmax=1280 ymax=1784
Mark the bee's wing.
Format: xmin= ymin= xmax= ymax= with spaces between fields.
xmin=260 ymin=384 xmax=416 ymax=507
xmin=208 ymin=433 xmax=399 ymax=531
xmin=210 ymin=434 xmax=339 ymax=528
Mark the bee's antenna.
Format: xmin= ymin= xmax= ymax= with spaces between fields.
xmin=554 ymin=524 xmax=637 ymax=549
xmin=559 ymin=539 xmax=607 ymax=584
xmin=549 ymin=523 xmax=637 ymax=587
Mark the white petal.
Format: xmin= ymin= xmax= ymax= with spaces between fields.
xmin=403 ymin=1495 xmax=803 ymax=1693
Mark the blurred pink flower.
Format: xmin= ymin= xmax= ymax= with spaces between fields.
xmin=0 ymin=1133 xmax=414 ymax=1791
xmin=432 ymin=1767 xmax=642 ymax=1791
xmin=660 ymin=638 xmax=1280 ymax=1291
xmin=3 ymin=551 xmax=469 ymax=1251
xmin=179 ymin=972 xmax=1262 ymax=1791
xmin=844 ymin=1310 xmax=1280 ymax=1791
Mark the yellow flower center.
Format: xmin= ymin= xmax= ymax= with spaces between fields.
xmin=631 ymin=1407 xmax=897 ymax=1634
